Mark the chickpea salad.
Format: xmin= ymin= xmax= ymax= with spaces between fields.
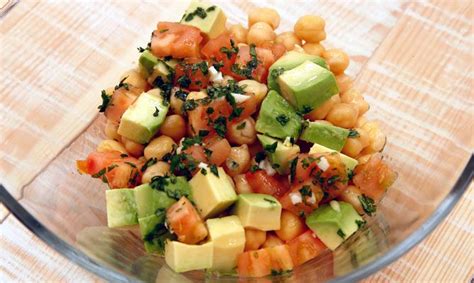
xmin=77 ymin=1 xmax=397 ymax=278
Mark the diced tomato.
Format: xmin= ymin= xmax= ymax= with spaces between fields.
xmin=233 ymin=45 xmax=276 ymax=83
xmin=104 ymin=88 xmax=137 ymax=123
xmin=206 ymin=138 xmax=231 ymax=166
xmin=287 ymin=231 xmax=327 ymax=267
xmin=183 ymin=145 xmax=207 ymax=164
xmin=151 ymin=22 xmax=203 ymax=58
xmin=236 ymin=94 xmax=258 ymax=121
xmin=353 ymin=153 xmax=397 ymax=202
xmin=279 ymin=180 xmax=324 ymax=216
xmin=201 ymin=33 xmax=237 ymax=75
xmin=266 ymin=244 xmax=294 ymax=272
xmin=77 ymin=151 xmax=142 ymax=188
xmin=166 ymin=197 xmax=208 ymax=244
xmin=293 ymin=153 xmax=347 ymax=186
xmin=207 ymin=99 xmax=233 ymax=119
xmin=187 ymin=99 xmax=232 ymax=136
xmin=245 ymin=170 xmax=289 ymax=198
xmin=174 ymin=58 xmax=209 ymax=91
xmin=237 ymin=249 xmax=272 ymax=278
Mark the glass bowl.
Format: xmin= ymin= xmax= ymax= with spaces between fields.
xmin=1 ymin=1 xmax=473 ymax=282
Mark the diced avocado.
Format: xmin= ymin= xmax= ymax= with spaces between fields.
xmin=147 ymin=61 xmax=173 ymax=85
xmin=118 ymin=89 xmax=169 ymax=144
xmin=189 ymin=167 xmax=237 ymax=219
xmin=138 ymin=212 xmax=169 ymax=253
xmin=134 ymin=183 xmax=176 ymax=219
xmin=181 ymin=0 xmax=227 ymax=39
xmin=139 ymin=50 xmax=159 ymax=76
xmin=300 ymin=121 xmax=349 ymax=152
xmin=206 ymin=216 xmax=245 ymax=271
xmin=255 ymin=90 xmax=302 ymax=139
xmin=278 ymin=60 xmax=338 ymax=112
xmin=232 ymin=194 xmax=282 ymax=231
xmin=306 ymin=201 xmax=363 ymax=250
xmin=257 ymin=134 xmax=300 ymax=174
xmin=268 ymin=51 xmax=328 ymax=92
xmin=309 ymin=143 xmax=358 ymax=171
xmin=165 ymin=241 xmax=214 ymax=273
xmin=106 ymin=189 xmax=138 ymax=228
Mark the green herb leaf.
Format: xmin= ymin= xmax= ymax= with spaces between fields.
xmin=337 ymin=229 xmax=346 ymax=239
xmin=153 ymin=106 xmax=160 ymax=117
xmin=263 ymin=197 xmax=277 ymax=205
xmin=176 ymin=75 xmax=191 ymax=88
xmin=289 ymin=157 xmax=298 ymax=183
xmin=358 ymin=194 xmax=377 ymax=216
xmin=210 ymin=164 xmax=219 ymax=177
xmin=141 ymin=158 xmax=157 ymax=173
xmin=236 ymin=121 xmax=246 ymax=130
xmin=299 ymin=185 xmax=312 ymax=197
xmin=213 ymin=116 xmax=227 ymax=137
xmin=348 ymin=129 xmax=360 ymax=138
xmin=276 ymin=114 xmax=289 ymax=126
xmin=97 ymin=90 xmax=111 ymax=113
xmin=264 ymin=142 xmax=278 ymax=153
xmin=355 ymin=219 xmax=366 ymax=229
xmin=270 ymin=67 xmax=285 ymax=79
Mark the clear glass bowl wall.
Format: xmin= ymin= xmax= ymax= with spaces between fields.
xmin=1 ymin=1 xmax=472 ymax=282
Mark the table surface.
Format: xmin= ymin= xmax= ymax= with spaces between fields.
xmin=1 ymin=0 xmax=473 ymax=282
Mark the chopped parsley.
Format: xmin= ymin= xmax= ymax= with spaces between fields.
xmin=141 ymin=158 xmax=157 ymax=172
xmin=271 ymin=269 xmax=291 ymax=276
xmin=183 ymin=99 xmax=199 ymax=112
xmin=255 ymin=151 xmax=266 ymax=163
xmin=181 ymin=135 xmax=203 ymax=150
xmin=137 ymin=42 xmax=151 ymax=53
xmin=213 ymin=116 xmax=227 ymax=137
xmin=200 ymin=168 xmax=207 ymax=175
xmin=159 ymin=28 xmax=169 ymax=33
xmin=114 ymin=77 xmax=129 ymax=91
xmin=299 ymin=185 xmax=312 ymax=197
xmin=174 ymin=89 xmax=188 ymax=101
xmin=198 ymin=130 xmax=209 ymax=137
xmin=210 ymin=164 xmax=219 ymax=177
xmin=153 ymin=106 xmax=160 ymax=117
xmin=97 ymin=90 xmax=111 ymax=112
xmin=176 ymin=75 xmax=191 ymax=88
xmin=264 ymin=142 xmax=278 ymax=153
xmin=206 ymin=5 xmax=216 ymax=12
xmin=301 ymin=105 xmax=313 ymax=114
xmin=348 ymin=129 xmax=360 ymax=138
xmin=249 ymin=165 xmax=261 ymax=172
xmin=231 ymin=44 xmax=259 ymax=79
xmin=212 ymin=60 xmax=224 ymax=71
xmin=183 ymin=6 xmax=208 ymax=22
xmin=236 ymin=121 xmax=246 ymax=130
xmin=204 ymin=148 xmax=213 ymax=158
xmin=337 ymin=229 xmax=346 ymax=239
xmin=263 ymin=197 xmax=277 ymax=204
xmin=355 ymin=219 xmax=366 ymax=229
xmin=289 ymin=157 xmax=298 ymax=183
xmin=270 ymin=67 xmax=285 ymax=79
xmin=276 ymin=114 xmax=289 ymax=126
xmin=206 ymin=107 xmax=214 ymax=114
xmin=220 ymin=39 xmax=239 ymax=59
xmin=358 ymin=194 xmax=376 ymax=216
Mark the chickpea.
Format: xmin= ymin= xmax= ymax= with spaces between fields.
xmin=306 ymin=94 xmax=340 ymax=120
xmin=104 ymin=119 xmax=120 ymax=140
xmin=323 ymin=49 xmax=350 ymax=75
xmin=229 ymin=24 xmax=248 ymax=44
xmin=336 ymin=74 xmax=353 ymax=94
xmin=248 ymin=7 xmax=280 ymax=29
xmin=294 ymin=15 xmax=326 ymax=43
xmin=225 ymin=145 xmax=251 ymax=177
xmin=357 ymin=154 xmax=373 ymax=165
xmin=238 ymin=80 xmax=268 ymax=104
xmin=361 ymin=121 xmax=386 ymax=154
xmin=342 ymin=138 xmax=363 ymax=158
xmin=275 ymin=32 xmax=301 ymax=51
xmin=144 ymin=135 xmax=176 ymax=160
xmin=159 ymin=115 xmax=186 ymax=142
xmin=226 ymin=117 xmax=256 ymax=145
xmin=233 ymin=174 xmax=253 ymax=194
xmin=244 ymin=228 xmax=266 ymax=251
xmin=246 ymin=22 xmax=276 ymax=47
xmin=187 ymin=91 xmax=207 ymax=100
xmin=97 ymin=139 xmax=127 ymax=154
xmin=170 ymin=88 xmax=186 ymax=115
xmin=141 ymin=161 xmax=170 ymax=183
xmin=262 ymin=232 xmax=284 ymax=248
xmin=339 ymin=185 xmax=364 ymax=215
xmin=355 ymin=116 xmax=367 ymax=128
xmin=341 ymin=89 xmax=369 ymax=115
xmin=356 ymin=127 xmax=370 ymax=148
xmin=122 ymin=137 xmax=144 ymax=157
xmin=353 ymin=97 xmax=369 ymax=116
xmin=302 ymin=42 xmax=325 ymax=56
xmin=326 ymin=103 xmax=359 ymax=128
xmin=275 ymin=210 xmax=306 ymax=241
xmin=120 ymin=69 xmax=148 ymax=91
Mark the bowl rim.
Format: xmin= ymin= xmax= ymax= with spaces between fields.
xmin=1 ymin=154 xmax=473 ymax=282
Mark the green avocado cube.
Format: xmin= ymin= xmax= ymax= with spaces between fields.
xmin=232 ymin=194 xmax=282 ymax=231
xmin=300 ymin=121 xmax=349 ymax=152
xmin=106 ymin=189 xmax=138 ymax=228
xmin=255 ymin=90 xmax=302 ymax=139
xmin=165 ymin=241 xmax=214 ymax=273
xmin=278 ymin=60 xmax=338 ymax=112
xmin=309 ymin=143 xmax=358 ymax=171
xmin=206 ymin=216 xmax=245 ymax=271
xmin=139 ymin=50 xmax=159 ymax=76
xmin=267 ymin=51 xmax=328 ymax=92
xmin=306 ymin=201 xmax=363 ymax=250
xmin=118 ymin=89 xmax=169 ymax=144
xmin=138 ymin=213 xmax=167 ymax=253
xmin=181 ymin=0 xmax=227 ymax=39
xmin=134 ymin=183 xmax=176 ymax=219
xmin=257 ymin=134 xmax=300 ymax=174
xmin=189 ymin=167 xmax=237 ymax=219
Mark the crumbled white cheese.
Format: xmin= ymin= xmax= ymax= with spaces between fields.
xmin=317 ymin=156 xmax=330 ymax=171
xmin=231 ymin=92 xmax=250 ymax=103
xmin=283 ymin=136 xmax=292 ymax=147
xmin=258 ymin=159 xmax=276 ymax=176
xmin=330 ymin=200 xmax=341 ymax=212
xmin=198 ymin=162 xmax=209 ymax=170
xmin=289 ymin=192 xmax=303 ymax=204
xmin=209 ymin=66 xmax=224 ymax=83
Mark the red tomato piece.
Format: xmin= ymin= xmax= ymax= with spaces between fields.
xmin=166 ymin=197 xmax=208 ymax=244
xmin=245 ymin=170 xmax=289 ymax=198
xmin=187 ymin=99 xmax=232 ymax=136
xmin=206 ymin=138 xmax=231 ymax=166
xmin=201 ymin=33 xmax=237 ymax=75
xmin=235 ymin=94 xmax=258 ymax=121
xmin=237 ymin=249 xmax=272 ymax=278
xmin=287 ymin=230 xmax=327 ymax=267
xmin=80 ymin=151 xmax=123 ymax=175
xmin=266 ymin=244 xmax=294 ymax=272
xmin=233 ymin=45 xmax=276 ymax=83
xmin=105 ymin=160 xmax=142 ymax=189
xmin=105 ymin=88 xmax=137 ymax=123
xmin=183 ymin=145 xmax=207 ymax=164
xmin=353 ymin=153 xmax=397 ymax=202
xmin=174 ymin=58 xmax=209 ymax=91
xmin=151 ymin=22 xmax=203 ymax=58
xmin=279 ymin=180 xmax=324 ymax=216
